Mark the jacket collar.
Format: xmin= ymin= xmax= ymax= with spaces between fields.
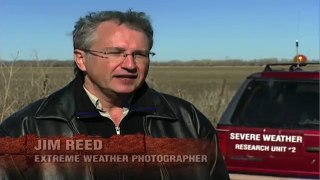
xmin=34 ymin=75 xmax=177 ymax=121
xmin=128 ymin=82 xmax=177 ymax=120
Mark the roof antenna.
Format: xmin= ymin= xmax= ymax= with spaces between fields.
xmin=295 ymin=39 xmax=301 ymax=69
xmin=295 ymin=39 xmax=299 ymax=56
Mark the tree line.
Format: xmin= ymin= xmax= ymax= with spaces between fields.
xmin=0 ymin=58 xmax=318 ymax=67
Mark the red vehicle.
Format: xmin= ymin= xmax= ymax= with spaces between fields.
xmin=217 ymin=58 xmax=319 ymax=179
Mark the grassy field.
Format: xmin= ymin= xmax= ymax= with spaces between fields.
xmin=0 ymin=65 xmax=262 ymax=125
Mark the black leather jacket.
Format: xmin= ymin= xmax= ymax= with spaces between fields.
xmin=0 ymin=75 xmax=230 ymax=180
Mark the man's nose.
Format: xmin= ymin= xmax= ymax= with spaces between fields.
xmin=120 ymin=54 xmax=137 ymax=70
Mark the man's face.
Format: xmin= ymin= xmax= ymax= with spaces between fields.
xmin=76 ymin=21 xmax=151 ymax=95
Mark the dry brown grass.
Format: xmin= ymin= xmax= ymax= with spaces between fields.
xmin=0 ymin=65 xmax=260 ymax=125
xmin=0 ymin=64 xmax=73 ymax=121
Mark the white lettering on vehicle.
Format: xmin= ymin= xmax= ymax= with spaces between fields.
xmin=229 ymin=133 xmax=302 ymax=143
xmin=229 ymin=133 xmax=261 ymax=141
xmin=235 ymin=144 xmax=269 ymax=151
xmin=235 ymin=144 xmax=298 ymax=153
xmin=230 ymin=133 xmax=303 ymax=153
xmin=262 ymin=134 xmax=302 ymax=143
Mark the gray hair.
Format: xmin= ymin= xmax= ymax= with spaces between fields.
xmin=73 ymin=9 xmax=154 ymax=76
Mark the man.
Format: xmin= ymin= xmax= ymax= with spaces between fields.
xmin=0 ymin=10 xmax=230 ymax=179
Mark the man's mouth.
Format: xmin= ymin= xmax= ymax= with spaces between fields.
xmin=114 ymin=74 xmax=138 ymax=79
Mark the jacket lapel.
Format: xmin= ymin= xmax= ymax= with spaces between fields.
xmin=128 ymin=83 xmax=177 ymax=121
xmin=34 ymin=79 xmax=77 ymax=122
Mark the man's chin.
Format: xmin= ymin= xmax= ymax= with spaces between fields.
xmin=112 ymin=87 xmax=137 ymax=95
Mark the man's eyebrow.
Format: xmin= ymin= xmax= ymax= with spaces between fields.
xmin=103 ymin=47 xmax=126 ymax=51
xmin=103 ymin=47 xmax=149 ymax=52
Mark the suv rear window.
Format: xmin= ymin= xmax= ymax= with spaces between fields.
xmin=231 ymin=79 xmax=319 ymax=129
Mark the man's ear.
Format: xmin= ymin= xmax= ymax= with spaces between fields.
xmin=74 ymin=49 xmax=87 ymax=71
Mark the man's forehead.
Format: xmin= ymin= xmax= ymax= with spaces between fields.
xmin=97 ymin=20 xmax=144 ymax=34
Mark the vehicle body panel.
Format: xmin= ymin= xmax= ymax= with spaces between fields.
xmin=217 ymin=64 xmax=320 ymax=179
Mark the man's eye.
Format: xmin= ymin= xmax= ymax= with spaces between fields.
xmin=106 ymin=51 xmax=122 ymax=56
xmin=134 ymin=52 xmax=148 ymax=57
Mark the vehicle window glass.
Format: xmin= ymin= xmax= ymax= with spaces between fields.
xmin=231 ymin=80 xmax=319 ymax=129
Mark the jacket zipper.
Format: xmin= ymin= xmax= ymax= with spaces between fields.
xmin=115 ymin=126 xmax=121 ymax=135
xmin=112 ymin=120 xmax=122 ymax=179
